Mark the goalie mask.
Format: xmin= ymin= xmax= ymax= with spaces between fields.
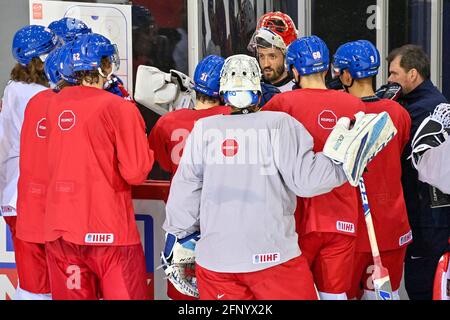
xmin=257 ymin=11 xmax=298 ymax=47
xmin=220 ymin=54 xmax=262 ymax=109
xmin=248 ymin=27 xmax=287 ymax=54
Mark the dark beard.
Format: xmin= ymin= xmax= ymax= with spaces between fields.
xmin=263 ymin=65 xmax=286 ymax=83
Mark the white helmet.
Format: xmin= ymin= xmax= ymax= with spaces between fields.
xmin=248 ymin=27 xmax=287 ymax=53
xmin=220 ymin=54 xmax=262 ymax=109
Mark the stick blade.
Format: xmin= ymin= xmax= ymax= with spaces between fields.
xmin=373 ymin=266 xmax=393 ymax=300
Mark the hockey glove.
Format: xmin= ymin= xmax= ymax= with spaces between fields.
xmin=104 ymin=75 xmax=133 ymax=101
xmin=410 ymin=103 xmax=450 ymax=169
xmin=323 ymin=112 xmax=397 ymax=187
xmin=375 ymin=82 xmax=403 ymax=101
xmin=160 ymin=232 xmax=200 ymax=298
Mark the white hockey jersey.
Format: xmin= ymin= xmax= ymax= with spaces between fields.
xmin=0 ymin=81 xmax=47 ymax=216
xmin=418 ymin=138 xmax=450 ymax=194
xmin=163 ymin=111 xmax=347 ymax=273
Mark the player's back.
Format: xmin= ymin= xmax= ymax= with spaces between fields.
xmin=45 ymin=86 xmax=153 ymax=246
xmin=170 ymin=110 xmax=346 ymax=272
xmin=357 ymin=97 xmax=412 ymax=251
xmin=16 ymin=89 xmax=57 ymax=243
xmin=148 ymin=106 xmax=231 ymax=175
xmin=264 ymin=89 xmax=365 ymax=236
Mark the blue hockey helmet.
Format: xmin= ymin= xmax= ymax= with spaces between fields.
xmin=12 ymin=25 xmax=58 ymax=65
xmin=48 ymin=17 xmax=92 ymax=44
xmin=58 ymin=33 xmax=119 ymax=83
xmin=333 ymin=40 xmax=380 ymax=79
xmin=193 ymin=55 xmax=225 ymax=98
xmin=44 ymin=46 xmax=63 ymax=85
xmin=285 ymin=35 xmax=330 ymax=76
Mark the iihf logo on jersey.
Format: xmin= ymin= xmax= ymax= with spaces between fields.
xmin=84 ymin=233 xmax=114 ymax=244
xmin=253 ymin=253 xmax=280 ymax=264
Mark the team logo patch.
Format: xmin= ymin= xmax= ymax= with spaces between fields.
xmin=399 ymin=230 xmax=413 ymax=246
xmin=221 ymin=139 xmax=239 ymax=157
xmin=58 ymin=110 xmax=76 ymax=131
xmin=36 ymin=118 xmax=47 ymax=138
xmin=253 ymin=253 xmax=280 ymax=264
xmin=318 ymin=110 xmax=337 ymax=130
xmin=84 ymin=233 xmax=114 ymax=244
xmin=336 ymin=221 xmax=355 ymax=233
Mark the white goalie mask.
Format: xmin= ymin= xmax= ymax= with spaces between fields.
xmin=248 ymin=27 xmax=287 ymax=54
xmin=220 ymin=54 xmax=262 ymax=109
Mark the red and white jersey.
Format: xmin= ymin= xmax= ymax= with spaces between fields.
xmin=264 ymin=89 xmax=366 ymax=236
xmin=0 ymin=81 xmax=47 ymax=215
xmin=357 ymin=97 xmax=412 ymax=252
xmin=45 ymin=86 xmax=154 ymax=246
xmin=16 ymin=89 xmax=56 ymax=243
xmin=148 ymin=106 xmax=231 ymax=175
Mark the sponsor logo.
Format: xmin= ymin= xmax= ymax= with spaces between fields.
xmin=217 ymin=293 xmax=225 ymax=299
xmin=221 ymin=139 xmax=239 ymax=157
xmin=29 ymin=183 xmax=45 ymax=195
xmin=55 ymin=181 xmax=75 ymax=193
xmin=253 ymin=253 xmax=280 ymax=264
xmin=84 ymin=233 xmax=114 ymax=244
xmin=336 ymin=221 xmax=355 ymax=234
xmin=36 ymin=118 xmax=47 ymax=138
xmin=318 ymin=110 xmax=337 ymax=130
xmin=32 ymin=3 xmax=43 ymax=20
xmin=399 ymin=230 xmax=413 ymax=246
xmin=58 ymin=110 xmax=76 ymax=131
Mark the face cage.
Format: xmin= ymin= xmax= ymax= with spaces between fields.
xmin=331 ymin=64 xmax=345 ymax=79
xmin=109 ymin=44 xmax=120 ymax=73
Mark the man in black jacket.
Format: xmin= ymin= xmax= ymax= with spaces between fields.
xmin=387 ymin=44 xmax=449 ymax=300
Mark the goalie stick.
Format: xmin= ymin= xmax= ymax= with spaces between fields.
xmin=358 ymin=177 xmax=393 ymax=300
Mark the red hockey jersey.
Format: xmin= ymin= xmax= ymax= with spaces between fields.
xmin=357 ymin=97 xmax=412 ymax=251
xmin=148 ymin=106 xmax=231 ymax=175
xmin=16 ymin=89 xmax=56 ymax=243
xmin=44 ymin=86 xmax=154 ymax=246
xmin=264 ymin=89 xmax=365 ymax=236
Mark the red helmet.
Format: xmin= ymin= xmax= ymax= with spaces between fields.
xmin=257 ymin=12 xmax=298 ymax=46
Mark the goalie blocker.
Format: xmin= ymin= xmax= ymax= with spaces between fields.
xmin=323 ymin=111 xmax=398 ymax=187
xmin=160 ymin=232 xmax=200 ymax=298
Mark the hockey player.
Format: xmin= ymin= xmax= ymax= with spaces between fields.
xmin=161 ymin=54 xmax=395 ymax=300
xmin=147 ymin=55 xmax=230 ymax=299
xmin=409 ymin=103 xmax=450 ymax=300
xmin=263 ymin=36 xmax=366 ymax=300
xmin=0 ymin=25 xmax=58 ymax=300
xmin=14 ymin=45 xmax=67 ymax=301
xmin=333 ymin=40 xmax=412 ymax=300
xmin=43 ymin=33 xmax=153 ymax=300
xmin=249 ymin=12 xmax=299 ymax=92
xmin=148 ymin=55 xmax=231 ymax=177
xmin=48 ymin=17 xmax=92 ymax=45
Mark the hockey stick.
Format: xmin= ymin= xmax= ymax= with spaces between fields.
xmin=358 ymin=177 xmax=393 ymax=300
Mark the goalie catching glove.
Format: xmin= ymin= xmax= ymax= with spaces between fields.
xmin=324 ymin=112 xmax=397 ymax=187
xmin=410 ymin=103 xmax=450 ymax=169
xmin=134 ymin=65 xmax=195 ymax=115
xmin=159 ymin=232 xmax=200 ymax=298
